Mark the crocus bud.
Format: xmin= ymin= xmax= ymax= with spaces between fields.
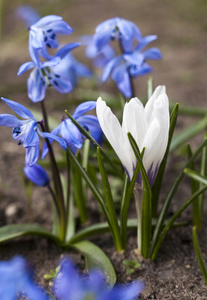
xmin=96 ymin=85 xmax=169 ymax=187
xmin=24 ymin=164 xmax=50 ymax=187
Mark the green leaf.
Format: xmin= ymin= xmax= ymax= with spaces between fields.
xmin=126 ymin=268 xmax=135 ymax=275
xmin=192 ymin=226 xmax=207 ymax=284
xmin=151 ymin=136 xmax=207 ymax=256
xmin=97 ymin=147 xmax=122 ymax=251
xmin=147 ymin=76 xmax=153 ymax=99
xmin=71 ymin=240 xmax=116 ymax=286
xmin=170 ymin=114 xmax=207 ymax=152
xmin=0 ymin=224 xmax=61 ymax=245
xmin=152 ymin=103 xmax=179 ymax=217
xmin=151 ymin=185 xmax=207 ymax=260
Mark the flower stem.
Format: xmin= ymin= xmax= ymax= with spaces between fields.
xmin=133 ymin=183 xmax=143 ymax=252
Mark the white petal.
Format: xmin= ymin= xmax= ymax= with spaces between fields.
xmin=145 ymin=85 xmax=166 ymax=123
xmin=96 ymin=97 xmax=134 ymax=179
xmin=122 ymin=97 xmax=147 ymax=150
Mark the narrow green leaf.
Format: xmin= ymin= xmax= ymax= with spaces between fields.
xmin=198 ymin=138 xmax=207 ymax=227
xmin=170 ymin=114 xmax=207 ymax=152
xmin=97 ymin=147 xmax=123 ymax=251
xmin=186 ymin=144 xmax=200 ymax=228
xmin=151 ymin=186 xmax=207 ymax=260
xmin=151 ymin=136 xmax=207 ymax=256
xmin=0 ymin=224 xmax=61 ymax=245
xmin=71 ymin=240 xmax=116 ymax=286
xmin=147 ymin=76 xmax=153 ymax=99
xmin=192 ymin=226 xmax=207 ymax=284
xmin=66 ymin=147 xmax=113 ymax=232
xmin=65 ymin=111 xmax=123 ymax=177
xmin=152 ymin=103 xmax=179 ymax=217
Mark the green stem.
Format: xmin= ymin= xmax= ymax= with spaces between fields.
xmin=133 ymin=184 xmax=142 ymax=251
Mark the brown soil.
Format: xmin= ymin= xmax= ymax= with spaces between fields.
xmin=0 ymin=0 xmax=207 ymax=299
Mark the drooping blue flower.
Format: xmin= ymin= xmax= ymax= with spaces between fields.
xmin=102 ymin=35 xmax=162 ymax=98
xmin=94 ymin=17 xmax=142 ymax=53
xmin=0 ymin=98 xmax=67 ymax=166
xmin=53 ymin=257 xmax=144 ymax=300
xmin=29 ymin=15 xmax=73 ymax=59
xmin=16 ymin=5 xmax=40 ymax=27
xmin=81 ymin=35 xmax=115 ymax=68
xmin=24 ymin=164 xmax=50 ymax=187
xmin=18 ymin=43 xmax=80 ymax=102
xmin=42 ymin=101 xmax=102 ymax=158
xmin=0 ymin=256 xmax=49 ymax=300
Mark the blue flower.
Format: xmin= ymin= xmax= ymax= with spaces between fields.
xmin=16 ymin=5 xmax=40 ymax=27
xmin=29 ymin=15 xmax=73 ymax=59
xmin=24 ymin=164 xmax=50 ymax=187
xmin=94 ymin=17 xmax=142 ymax=53
xmin=18 ymin=43 xmax=80 ymax=102
xmin=42 ymin=101 xmax=102 ymax=158
xmin=53 ymin=257 xmax=144 ymax=300
xmin=102 ymin=35 xmax=162 ymax=98
xmin=81 ymin=35 xmax=115 ymax=68
xmin=0 ymin=256 xmax=49 ymax=300
xmin=0 ymin=98 xmax=67 ymax=166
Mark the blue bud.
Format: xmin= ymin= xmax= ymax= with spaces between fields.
xmin=24 ymin=164 xmax=50 ymax=187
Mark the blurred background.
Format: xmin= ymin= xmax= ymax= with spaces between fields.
xmin=0 ymin=0 xmax=207 ymax=107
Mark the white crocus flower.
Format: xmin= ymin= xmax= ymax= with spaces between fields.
xmin=96 ymin=85 xmax=169 ymax=187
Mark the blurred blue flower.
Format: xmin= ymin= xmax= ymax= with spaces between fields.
xmin=16 ymin=5 xmax=40 ymax=27
xmin=102 ymin=35 xmax=162 ymax=97
xmin=94 ymin=17 xmax=142 ymax=53
xmin=0 ymin=256 xmax=49 ymax=300
xmin=53 ymin=257 xmax=144 ymax=300
xmin=52 ymin=52 xmax=92 ymax=86
xmin=0 ymin=98 xmax=67 ymax=166
xmin=81 ymin=35 xmax=115 ymax=68
xmin=29 ymin=15 xmax=73 ymax=59
xmin=24 ymin=164 xmax=50 ymax=187
xmin=18 ymin=43 xmax=80 ymax=102
xmin=42 ymin=101 xmax=102 ymax=158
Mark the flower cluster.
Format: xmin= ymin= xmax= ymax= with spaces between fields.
xmin=0 ymin=256 xmax=144 ymax=300
xmin=17 ymin=14 xmax=91 ymax=102
xmin=85 ymin=17 xmax=162 ymax=98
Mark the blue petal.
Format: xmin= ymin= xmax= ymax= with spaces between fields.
xmin=27 ymin=68 xmax=46 ymax=102
xmin=41 ymin=124 xmax=62 ymax=159
xmin=51 ymin=20 xmax=73 ymax=35
xmin=78 ymin=115 xmax=103 ymax=144
xmin=17 ymin=62 xmax=36 ymax=76
xmin=142 ymin=47 xmax=162 ymax=60
xmin=102 ymin=56 xmax=123 ymax=82
xmin=94 ymin=28 xmax=112 ymax=50
xmin=23 ymin=122 xmax=39 ymax=147
xmin=49 ymin=73 xmax=73 ymax=94
xmin=29 ymin=35 xmax=42 ymax=66
xmin=129 ymin=62 xmax=152 ymax=77
xmin=0 ymin=114 xmax=22 ymax=127
xmin=25 ymin=145 xmax=39 ymax=166
xmin=73 ymin=101 xmax=96 ymax=119
xmin=54 ymin=43 xmax=81 ymax=59
xmin=33 ymin=15 xmax=62 ymax=27
xmin=61 ymin=119 xmax=82 ymax=149
xmin=38 ymin=129 xmax=67 ymax=150
xmin=112 ymin=64 xmax=132 ymax=98
xmin=29 ymin=27 xmax=44 ymax=49
xmin=135 ymin=35 xmax=157 ymax=51
xmin=123 ymin=52 xmax=144 ymax=66
xmin=24 ymin=164 xmax=50 ymax=187
xmin=16 ymin=5 xmax=40 ymax=27
xmin=1 ymin=98 xmax=35 ymax=120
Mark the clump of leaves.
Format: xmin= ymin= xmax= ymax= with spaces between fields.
xmin=122 ymin=259 xmax=141 ymax=275
xmin=44 ymin=265 xmax=61 ymax=280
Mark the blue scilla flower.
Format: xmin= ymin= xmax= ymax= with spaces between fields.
xmin=42 ymin=101 xmax=102 ymax=158
xmin=102 ymin=35 xmax=162 ymax=98
xmin=24 ymin=164 xmax=50 ymax=187
xmin=53 ymin=257 xmax=144 ymax=300
xmin=0 ymin=256 xmax=49 ymax=300
xmin=18 ymin=43 xmax=80 ymax=102
xmin=29 ymin=15 xmax=73 ymax=58
xmin=94 ymin=17 xmax=142 ymax=53
xmin=81 ymin=35 xmax=115 ymax=68
xmin=0 ymin=98 xmax=67 ymax=166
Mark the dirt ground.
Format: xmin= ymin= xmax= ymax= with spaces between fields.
xmin=0 ymin=0 xmax=207 ymax=299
